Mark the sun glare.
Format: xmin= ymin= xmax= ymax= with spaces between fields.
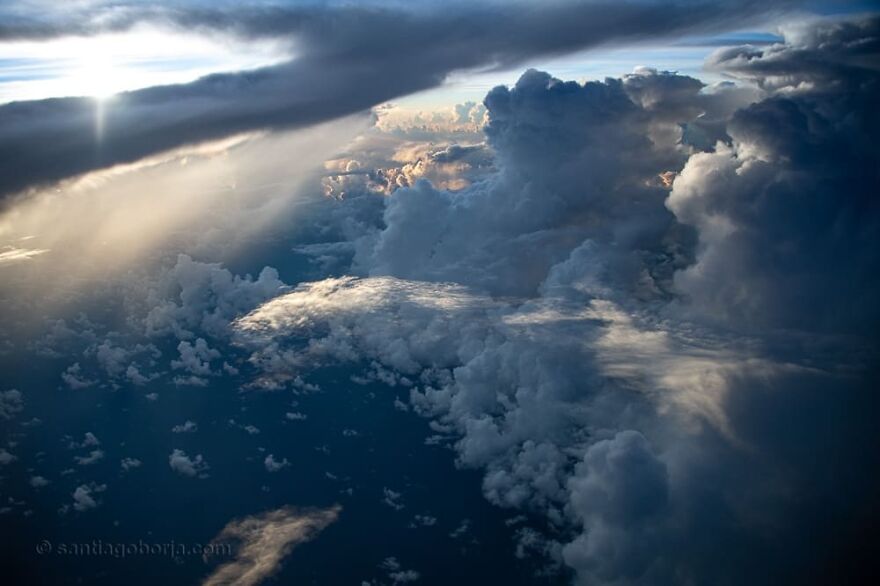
xmin=75 ymin=57 xmax=123 ymax=99
xmin=0 ymin=27 xmax=291 ymax=103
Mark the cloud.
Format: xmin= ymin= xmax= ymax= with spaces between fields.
xmin=0 ymin=389 xmax=23 ymax=419
xmin=72 ymin=482 xmax=106 ymax=512
xmin=263 ymin=454 xmax=289 ymax=472
xmin=172 ymin=420 xmax=198 ymax=433
xmin=67 ymin=431 xmax=100 ymax=449
xmin=668 ymin=15 xmax=880 ymax=333
xmin=0 ymin=246 xmax=49 ymax=264
xmin=74 ymin=449 xmax=105 ymax=466
xmin=172 ymin=339 xmax=221 ymax=376
xmin=379 ymin=557 xmax=421 ymax=584
xmin=0 ymin=448 xmax=17 ymax=465
xmin=145 ymin=255 xmax=286 ymax=341
xmin=169 ymin=448 xmax=210 ymax=478
xmin=29 ymin=475 xmax=50 ymax=488
xmin=0 ymin=0 xmax=799 ymax=197
xmin=561 ymin=431 xmax=669 ymax=583
xmin=61 ymin=363 xmax=96 ymax=390
xmin=355 ymin=67 xmax=717 ymax=297
xmin=705 ymin=15 xmax=880 ymax=92
xmin=232 ymin=16 xmax=880 ymax=584
xmin=120 ymin=457 xmax=142 ymax=471
xmin=202 ymin=505 xmax=340 ymax=586
xmin=322 ymin=139 xmax=494 ymax=198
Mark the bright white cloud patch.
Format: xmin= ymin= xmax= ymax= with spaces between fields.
xmin=0 ymin=26 xmax=290 ymax=103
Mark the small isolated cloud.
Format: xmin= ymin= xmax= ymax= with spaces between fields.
xmin=72 ymin=483 xmax=106 ymax=512
xmin=202 ymin=505 xmax=341 ymax=586
xmin=74 ymin=449 xmax=105 ymax=466
xmin=0 ymin=389 xmax=23 ymax=419
xmin=68 ymin=432 xmax=100 ymax=449
xmin=380 ymin=557 xmax=420 ymax=584
xmin=229 ymin=420 xmax=261 ymax=435
xmin=30 ymin=475 xmax=50 ymax=488
xmin=449 ymin=519 xmax=470 ymax=539
xmin=172 ymin=420 xmax=198 ymax=433
xmin=382 ymin=488 xmax=405 ymax=511
xmin=0 ymin=448 xmax=16 ymax=465
xmin=264 ymin=454 xmax=290 ymax=472
xmin=169 ymin=449 xmax=210 ymax=478
xmin=285 ymin=412 xmax=307 ymax=421
xmin=409 ymin=514 xmax=437 ymax=528
xmin=120 ymin=457 xmax=142 ymax=471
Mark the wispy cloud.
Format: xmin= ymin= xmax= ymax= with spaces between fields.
xmin=203 ymin=505 xmax=341 ymax=586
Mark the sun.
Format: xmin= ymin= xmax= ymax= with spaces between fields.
xmin=74 ymin=56 xmax=122 ymax=99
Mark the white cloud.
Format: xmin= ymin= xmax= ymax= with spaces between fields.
xmin=74 ymin=449 xmax=105 ymax=465
xmin=0 ymin=389 xmax=23 ymax=419
xmin=172 ymin=420 xmax=198 ymax=434
xmin=171 ymin=338 xmax=220 ymax=376
xmin=121 ymin=457 xmax=142 ymax=471
xmin=264 ymin=454 xmax=290 ymax=472
xmin=169 ymin=449 xmax=210 ymax=478
xmin=30 ymin=475 xmax=50 ymax=488
xmin=0 ymin=448 xmax=16 ymax=465
xmin=61 ymin=363 xmax=96 ymax=390
xmin=72 ymin=483 xmax=106 ymax=512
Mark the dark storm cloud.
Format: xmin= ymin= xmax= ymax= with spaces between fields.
xmin=0 ymin=0 xmax=801 ymax=198
xmin=670 ymin=15 xmax=880 ymax=333
xmin=706 ymin=14 xmax=880 ymax=90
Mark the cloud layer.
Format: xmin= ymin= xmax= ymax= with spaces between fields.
xmin=0 ymin=0 xmax=799 ymax=198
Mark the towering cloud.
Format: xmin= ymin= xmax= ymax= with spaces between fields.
xmin=671 ymin=15 xmax=880 ymax=332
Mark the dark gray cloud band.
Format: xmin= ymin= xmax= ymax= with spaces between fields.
xmin=0 ymin=0 xmax=801 ymax=199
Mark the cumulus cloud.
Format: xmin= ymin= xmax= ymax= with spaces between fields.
xmin=0 ymin=448 xmax=17 ymax=465
xmin=322 ymin=139 xmax=494 ymax=198
xmin=169 ymin=448 xmax=210 ymax=478
xmin=0 ymin=389 xmax=23 ymax=419
xmin=29 ymin=475 xmax=50 ymax=488
xmin=202 ymin=505 xmax=340 ymax=586
xmin=74 ymin=449 xmax=105 ymax=466
xmin=72 ymin=482 xmax=106 ymax=512
xmin=263 ymin=454 xmax=290 ymax=472
xmin=172 ymin=339 xmax=220 ymax=376
xmin=68 ymin=432 xmax=100 ymax=449
xmin=356 ymin=67 xmax=712 ymax=297
xmin=379 ymin=557 xmax=421 ymax=584
xmin=61 ymin=363 xmax=96 ymax=390
xmin=145 ymin=255 xmax=285 ymax=341
xmin=172 ymin=420 xmax=198 ymax=433
xmin=120 ymin=457 xmax=142 ymax=471
xmin=233 ymin=16 xmax=880 ymax=584
xmin=668 ymin=16 xmax=880 ymax=333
